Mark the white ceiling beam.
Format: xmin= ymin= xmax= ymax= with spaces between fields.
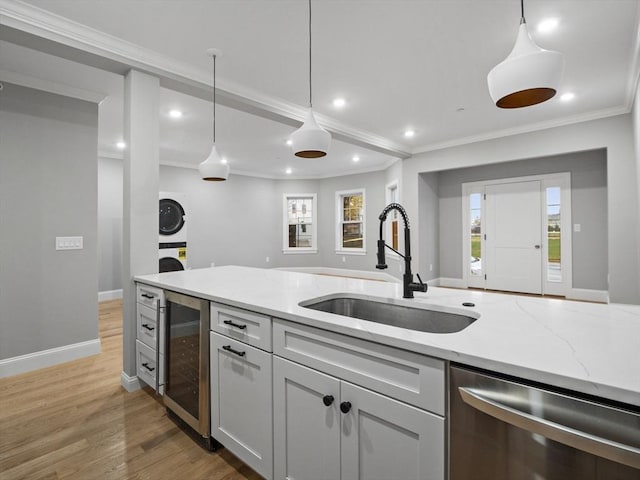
xmin=0 ymin=0 xmax=411 ymax=159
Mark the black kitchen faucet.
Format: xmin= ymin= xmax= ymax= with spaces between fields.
xmin=376 ymin=203 xmax=428 ymax=299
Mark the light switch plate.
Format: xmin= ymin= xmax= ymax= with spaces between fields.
xmin=56 ymin=236 xmax=83 ymax=250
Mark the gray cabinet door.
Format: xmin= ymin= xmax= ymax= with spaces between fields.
xmin=340 ymin=381 xmax=445 ymax=480
xmin=273 ymin=356 xmax=340 ymax=480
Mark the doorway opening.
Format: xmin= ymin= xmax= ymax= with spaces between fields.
xmin=462 ymin=172 xmax=572 ymax=296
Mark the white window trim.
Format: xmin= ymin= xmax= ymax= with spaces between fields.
xmin=283 ymin=193 xmax=318 ymax=254
xmin=384 ymin=180 xmax=401 ymax=261
xmin=335 ymin=188 xmax=366 ymax=255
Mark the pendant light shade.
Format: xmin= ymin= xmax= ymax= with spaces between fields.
xmin=291 ymin=0 xmax=331 ymax=158
xmin=199 ymin=49 xmax=229 ymax=181
xmin=290 ymin=108 xmax=331 ymax=158
xmin=488 ymin=1 xmax=564 ymax=109
xmin=199 ymin=145 xmax=229 ymax=181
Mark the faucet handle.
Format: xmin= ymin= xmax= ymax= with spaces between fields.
xmin=415 ymin=274 xmax=428 ymax=293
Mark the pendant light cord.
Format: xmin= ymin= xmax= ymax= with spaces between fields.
xmin=213 ymin=54 xmax=216 ymax=144
xmin=520 ymin=0 xmax=526 ymax=24
xmin=308 ymin=0 xmax=312 ymax=108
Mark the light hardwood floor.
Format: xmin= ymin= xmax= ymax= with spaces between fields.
xmin=0 ymin=300 xmax=262 ymax=480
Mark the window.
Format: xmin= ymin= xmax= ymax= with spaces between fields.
xmin=385 ymin=181 xmax=400 ymax=252
xmin=335 ymin=189 xmax=366 ymax=254
xmin=469 ymin=192 xmax=482 ymax=277
xmin=546 ymin=187 xmax=561 ymax=283
xmin=283 ymin=194 xmax=317 ymax=254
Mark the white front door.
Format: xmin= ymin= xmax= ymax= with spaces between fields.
xmin=485 ymin=181 xmax=542 ymax=294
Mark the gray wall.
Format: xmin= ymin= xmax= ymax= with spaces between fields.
xmin=434 ymin=150 xmax=608 ymax=290
xmin=98 ymin=165 xmax=397 ymax=290
xmin=98 ymin=157 xmax=123 ymax=292
xmin=0 ymin=83 xmax=99 ymax=360
xmin=418 ymin=172 xmax=440 ymax=281
xmin=403 ymin=114 xmax=639 ymax=304
xmin=159 ymin=166 xmax=281 ymax=270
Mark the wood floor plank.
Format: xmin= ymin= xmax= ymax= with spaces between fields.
xmin=0 ymin=299 xmax=261 ymax=480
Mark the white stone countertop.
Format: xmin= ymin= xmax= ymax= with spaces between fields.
xmin=135 ymin=265 xmax=640 ymax=406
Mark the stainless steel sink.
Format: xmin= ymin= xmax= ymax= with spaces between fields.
xmin=299 ymin=294 xmax=478 ymax=334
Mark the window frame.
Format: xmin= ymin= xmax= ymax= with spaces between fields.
xmin=335 ymin=188 xmax=366 ymax=255
xmin=282 ymin=193 xmax=318 ymax=254
xmin=385 ymin=180 xmax=401 ymax=258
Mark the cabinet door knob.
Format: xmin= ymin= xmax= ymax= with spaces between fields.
xmin=322 ymin=395 xmax=334 ymax=406
xmin=340 ymin=401 xmax=352 ymax=414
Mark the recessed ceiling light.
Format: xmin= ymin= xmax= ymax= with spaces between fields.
xmin=285 ymin=168 xmax=292 ymax=175
xmin=352 ymin=155 xmax=360 ymax=162
xmin=286 ymin=139 xmax=293 ymax=146
xmin=169 ymin=109 xmax=183 ymax=119
xmin=537 ymin=18 xmax=559 ymax=33
xmin=333 ymin=98 xmax=346 ymax=108
xmin=404 ymin=129 xmax=415 ymax=138
xmin=116 ymin=141 xmax=126 ymax=150
xmin=221 ymin=158 xmax=228 ymax=164
xmin=560 ymin=92 xmax=575 ymax=102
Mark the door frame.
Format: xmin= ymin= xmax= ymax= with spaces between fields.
xmin=462 ymin=172 xmax=572 ymax=296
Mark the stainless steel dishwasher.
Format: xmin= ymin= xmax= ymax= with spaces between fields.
xmin=450 ymin=365 xmax=640 ymax=479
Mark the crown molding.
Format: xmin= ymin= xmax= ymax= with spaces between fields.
xmin=625 ymin=4 xmax=640 ymax=110
xmin=412 ymin=105 xmax=630 ymax=155
xmin=0 ymin=67 xmax=106 ymax=103
xmin=0 ymin=0 xmax=409 ymax=159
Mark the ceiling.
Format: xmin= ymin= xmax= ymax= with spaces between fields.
xmin=3 ymin=0 xmax=640 ymax=178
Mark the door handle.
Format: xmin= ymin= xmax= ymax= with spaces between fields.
xmin=459 ymin=387 xmax=640 ymax=470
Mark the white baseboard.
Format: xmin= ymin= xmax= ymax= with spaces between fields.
xmin=0 ymin=339 xmax=101 ymax=378
xmin=437 ymin=277 xmax=467 ymax=289
xmin=567 ymin=288 xmax=609 ymax=303
xmin=99 ymin=289 xmax=123 ymax=302
xmin=120 ymin=371 xmax=142 ymax=392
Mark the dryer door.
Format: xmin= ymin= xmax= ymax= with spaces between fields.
xmin=159 ymin=198 xmax=185 ymax=236
xmin=159 ymin=257 xmax=185 ymax=273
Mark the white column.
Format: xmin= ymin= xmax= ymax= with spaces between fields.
xmin=121 ymin=69 xmax=160 ymax=386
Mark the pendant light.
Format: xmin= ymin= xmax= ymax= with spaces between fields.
xmin=487 ymin=0 xmax=564 ymax=108
xmin=290 ymin=0 xmax=331 ymax=158
xmin=199 ymin=48 xmax=230 ymax=181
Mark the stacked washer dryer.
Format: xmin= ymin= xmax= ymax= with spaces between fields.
xmin=159 ymin=192 xmax=187 ymax=272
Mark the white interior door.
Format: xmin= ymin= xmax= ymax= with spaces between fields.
xmin=485 ymin=181 xmax=542 ymax=294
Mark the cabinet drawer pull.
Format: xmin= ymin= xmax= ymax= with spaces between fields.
xmin=323 ymin=395 xmax=334 ymax=407
xmin=222 ymin=345 xmax=246 ymax=357
xmin=141 ymin=362 xmax=155 ymax=372
xmin=141 ymin=293 xmax=155 ymax=299
xmin=223 ymin=319 xmax=247 ymax=330
xmin=340 ymin=401 xmax=352 ymax=414
xmin=141 ymin=323 xmax=155 ymax=332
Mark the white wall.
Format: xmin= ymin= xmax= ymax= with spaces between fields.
xmin=404 ymin=114 xmax=640 ymax=304
xmin=98 ymin=156 xmax=123 ymax=292
xmin=634 ymin=79 xmax=640 ymax=301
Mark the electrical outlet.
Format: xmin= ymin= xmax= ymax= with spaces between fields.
xmin=429 ymin=264 xmax=433 ymax=271
xmin=574 ymin=224 xmax=581 ymax=232
xmin=56 ymin=236 xmax=83 ymax=250
xmin=266 ymin=256 xmax=270 ymax=263
xmin=342 ymin=256 xmax=346 ymax=263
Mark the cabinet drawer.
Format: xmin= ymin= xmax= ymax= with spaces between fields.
xmin=273 ymin=319 xmax=445 ymax=415
xmin=136 ymin=339 xmax=164 ymax=394
xmin=211 ymin=332 xmax=273 ymax=479
xmin=136 ymin=284 xmax=164 ymax=309
xmin=210 ymin=303 xmax=271 ymax=352
xmin=136 ymin=303 xmax=165 ymax=353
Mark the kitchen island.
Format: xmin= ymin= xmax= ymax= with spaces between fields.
xmin=135 ymin=265 xmax=640 ymax=406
